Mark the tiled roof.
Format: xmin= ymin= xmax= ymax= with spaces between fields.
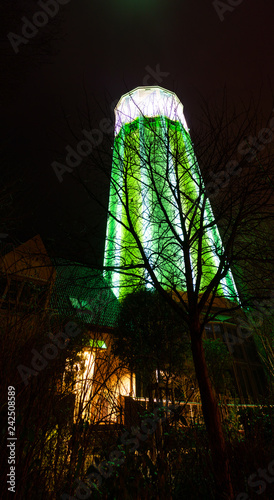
xmin=51 ymin=258 xmax=120 ymax=328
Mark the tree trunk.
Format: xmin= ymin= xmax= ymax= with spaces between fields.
xmin=190 ymin=328 xmax=234 ymax=500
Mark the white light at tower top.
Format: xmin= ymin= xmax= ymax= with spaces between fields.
xmin=114 ymin=86 xmax=189 ymax=136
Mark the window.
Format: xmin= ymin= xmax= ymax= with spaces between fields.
xmin=0 ymin=276 xmax=48 ymax=312
xmin=73 ymin=350 xmax=96 ymax=421
xmin=204 ymin=323 xmax=214 ymax=339
xmin=0 ymin=278 xmax=23 ymax=310
xmin=69 ymin=297 xmax=93 ymax=314
xmin=89 ymin=339 xmax=107 ymax=349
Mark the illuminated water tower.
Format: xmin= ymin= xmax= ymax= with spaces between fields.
xmin=104 ymin=86 xmax=237 ymax=301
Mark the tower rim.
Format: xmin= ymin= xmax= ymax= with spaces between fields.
xmin=115 ymin=85 xmax=179 ymax=109
xmin=114 ymin=85 xmax=188 ymax=136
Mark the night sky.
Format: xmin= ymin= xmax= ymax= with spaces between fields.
xmin=1 ymin=0 xmax=274 ymax=265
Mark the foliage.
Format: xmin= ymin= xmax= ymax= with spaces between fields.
xmin=112 ymin=288 xmax=192 ymax=398
xmin=77 ymin=405 xmax=274 ymax=500
xmin=237 ymin=404 xmax=274 ymax=442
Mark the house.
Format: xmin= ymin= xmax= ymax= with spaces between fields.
xmin=0 ymin=236 xmax=134 ymax=426
xmin=0 ymin=235 xmax=268 ymax=433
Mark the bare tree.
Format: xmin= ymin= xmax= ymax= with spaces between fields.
xmin=68 ymin=87 xmax=274 ymax=499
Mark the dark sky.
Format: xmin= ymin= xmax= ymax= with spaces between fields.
xmin=1 ymin=0 xmax=274 ymax=264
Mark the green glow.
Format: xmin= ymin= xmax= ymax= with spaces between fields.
xmin=104 ymin=91 xmax=238 ymax=302
xmin=69 ymin=297 xmax=92 ymax=311
xmin=89 ymin=340 xmax=107 ymax=349
xmin=70 ymin=297 xmax=82 ymax=308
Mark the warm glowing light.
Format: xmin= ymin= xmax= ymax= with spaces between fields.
xmin=74 ymin=349 xmax=95 ymax=420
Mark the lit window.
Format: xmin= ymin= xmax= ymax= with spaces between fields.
xmin=89 ymin=339 xmax=107 ymax=349
xmin=69 ymin=297 xmax=93 ymax=313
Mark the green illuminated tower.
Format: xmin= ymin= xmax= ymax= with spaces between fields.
xmin=104 ymin=86 xmax=238 ymax=301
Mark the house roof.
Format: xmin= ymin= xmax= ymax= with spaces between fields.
xmin=0 ymin=234 xmax=55 ymax=282
xmin=51 ymin=258 xmax=120 ymax=329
